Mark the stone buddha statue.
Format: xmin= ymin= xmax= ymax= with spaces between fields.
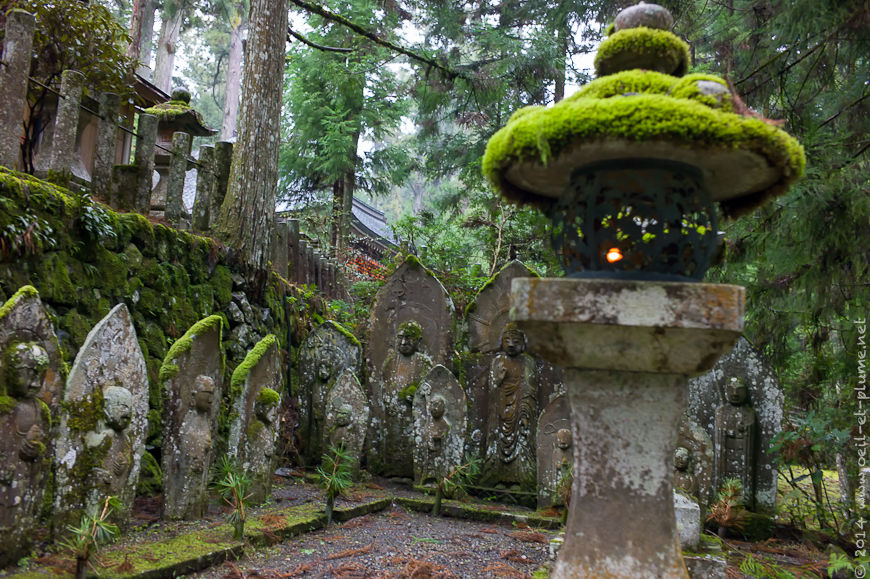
xmin=714 ymin=378 xmax=757 ymax=506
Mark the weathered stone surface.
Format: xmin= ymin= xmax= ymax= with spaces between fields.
xmin=0 ymin=286 xmax=65 ymax=412
xmin=165 ymin=131 xmax=192 ymax=225
xmin=54 ymin=304 xmax=148 ymax=529
xmin=134 ymin=114 xmax=158 ymax=214
xmin=467 ymin=261 xmax=537 ymax=354
xmin=464 ymin=261 xmax=557 ymax=460
xmin=537 ymin=394 xmax=572 ymax=508
xmin=368 ymin=320 xmax=433 ymax=478
xmin=675 ymin=416 xmax=715 ymax=509
xmin=714 ymin=378 xmax=757 ymax=507
xmin=688 ymin=337 xmax=783 ymax=511
xmin=412 ymin=365 xmax=466 ymax=486
xmin=366 ymin=257 xmax=454 ymax=376
xmin=298 ymin=321 xmax=362 ymax=464
xmin=674 ymin=492 xmax=701 ymax=550
xmin=93 ymin=92 xmax=121 ymax=200
xmin=0 ymin=10 xmax=35 ymax=169
xmin=323 ymin=368 xmax=369 ymax=479
xmin=49 ymin=70 xmax=84 ymax=180
xmin=161 ymin=315 xmax=224 ymax=520
xmin=0 ymin=287 xmax=63 ymax=567
xmin=685 ymin=555 xmax=727 ymax=578
xmin=481 ymin=323 xmax=537 ymax=491
xmin=512 ymin=278 xmax=744 ymax=375
xmin=228 ymin=335 xmax=283 ymax=504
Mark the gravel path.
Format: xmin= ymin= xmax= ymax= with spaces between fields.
xmin=192 ymin=503 xmax=555 ymax=578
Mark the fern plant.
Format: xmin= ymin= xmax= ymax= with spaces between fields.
xmin=317 ymin=444 xmax=353 ymax=525
xmin=433 ymin=456 xmax=480 ymax=516
xmin=212 ymin=456 xmax=251 ymax=540
xmin=706 ymin=477 xmax=748 ymax=538
xmin=59 ymin=496 xmax=121 ymax=579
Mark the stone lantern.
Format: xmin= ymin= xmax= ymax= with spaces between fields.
xmin=143 ymin=87 xmax=217 ymax=213
xmin=482 ymin=3 xmax=804 ymax=578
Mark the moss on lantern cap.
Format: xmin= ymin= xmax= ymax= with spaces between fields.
xmin=594 ymin=27 xmax=690 ymax=77
xmin=482 ymin=72 xmax=805 ymax=218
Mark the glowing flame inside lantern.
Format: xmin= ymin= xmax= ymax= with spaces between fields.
xmin=606 ymin=248 xmax=623 ymax=263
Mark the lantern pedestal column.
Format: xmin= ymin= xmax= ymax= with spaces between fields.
xmin=511 ymin=278 xmax=744 ymax=578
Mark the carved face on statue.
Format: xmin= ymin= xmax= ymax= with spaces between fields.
xmin=725 ymin=379 xmax=747 ymax=406
xmin=556 ymin=428 xmax=572 ymax=450
xmin=397 ymin=322 xmax=422 ymax=356
xmin=193 ymin=375 xmax=216 ymax=413
xmin=674 ymin=446 xmax=690 ymax=472
xmin=335 ymin=403 xmax=353 ymax=427
xmin=429 ymin=395 xmax=446 ymax=420
xmin=318 ymin=361 xmax=332 ymax=382
xmin=501 ymin=324 xmax=525 ymax=357
xmin=104 ymin=386 xmax=133 ymax=431
xmin=5 ymin=342 xmax=48 ymax=399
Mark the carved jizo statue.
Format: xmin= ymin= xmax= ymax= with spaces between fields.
xmin=0 ymin=342 xmax=52 ymax=567
xmin=484 ymin=322 xmax=537 ymax=489
xmin=88 ymin=385 xmax=135 ymax=496
xmin=673 ymin=446 xmax=698 ymax=498
xmin=714 ymin=378 xmax=757 ymax=506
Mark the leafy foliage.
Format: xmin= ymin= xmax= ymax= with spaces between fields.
xmin=211 ymin=455 xmax=251 ymax=539
xmin=706 ymin=477 xmax=748 ymax=536
xmin=318 ymin=444 xmax=354 ymax=525
xmin=59 ymin=496 xmax=121 ymax=579
xmin=432 ymin=455 xmax=480 ymax=516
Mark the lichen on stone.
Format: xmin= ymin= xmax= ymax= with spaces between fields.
xmin=159 ymin=315 xmax=224 ymax=385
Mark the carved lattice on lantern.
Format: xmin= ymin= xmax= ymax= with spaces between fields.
xmin=548 ymin=159 xmax=718 ymax=281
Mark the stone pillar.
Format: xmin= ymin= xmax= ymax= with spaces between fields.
xmin=325 ymin=263 xmax=335 ymax=299
xmin=93 ymin=92 xmax=120 ymax=200
xmin=313 ymin=251 xmax=322 ymax=291
xmin=287 ymin=219 xmax=300 ymax=282
xmin=272 ymin=219 xmax=289 ymax=278
xmin=165 ymin=131 xmax=191 ymax=227
xmin=306 ymin=245 xmax=315 ymax=286
xmin=321 ymin=258 xmax=330 ymax=297
xmin=48 ymin=70 xmax=85 ymax=182
xmin=134 ymin=113 xmax=158 ymax=213
xmin=191 ymin=145 xmax=215 ymax=232
xmin=208 ymin=141 xmax=233 ymax=228
xmin=111 ymin=165 xmax=140 ymax=211
xmin=511 ymin=279 xmax=743 ymax=579
xmin=0 ymin=10 xmax=35 ymax=169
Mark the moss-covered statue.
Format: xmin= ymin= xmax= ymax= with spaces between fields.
xmin=714 ymin=378 xmax=757 ymax=507
xmin=375 ymin=320 xmax=433 ymax=478
xmin=324 ymin=368 xmax=370 ymax=479
xmin=0 ymin=342 xmax=52 ymax=568
xmin=482 ymin=323 xmax=537 ymax=490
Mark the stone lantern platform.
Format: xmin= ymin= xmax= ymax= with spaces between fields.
xmin=512 ymin=278 xmax=743 ymax=578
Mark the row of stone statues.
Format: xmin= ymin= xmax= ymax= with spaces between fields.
xmin=0 ymin=287 xmax=283 ymax=567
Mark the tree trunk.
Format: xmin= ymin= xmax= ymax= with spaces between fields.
xmin=330 ymin=178 xmax=344 ymax=257
xmin=137 ymin=0 xmax=157 ymax=78
xmin=553 ymin=12 xmax=568 ymax=103
xmin=338 ymin=131 xmax=359 ymax=261
xmin=153 ymin=3 xmax=184 ymax=93
xmin=213 ymin=0 xmax=288 ymax=271
xmin=126 ymin=0 xmax=144 ymax=63
xmin=220 ymin=14 xmax=246 ymax=140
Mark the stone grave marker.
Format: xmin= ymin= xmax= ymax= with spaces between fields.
xmin=412 ymin=365 xmax=467 ymax=486
xmin=298 ymin=320 xmax=362 ymax=464
xmin=481 ymin=322 xmax=538 ymax=491
xmin=688 ymin=337 xmax=783 ymax=510
xmin=675 ymin=415 xmax=715 ymax=509
xmin=54 ymin=304 xmax=148 ymax=529
xmin=160 ymin=315 xmax=224 ymax=520
xmin=537 ymin=394 xmax=572 ymax=508
xmin=228 ymin=335 xmax=283 ymax=504
xmin=323 ymin=368 xmax=369 ymax=479
xmin=0 ymin=287 xmax=65 ymax=567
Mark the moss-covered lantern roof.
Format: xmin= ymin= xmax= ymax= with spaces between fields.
xmin=482 ymin=3 xmax=805 ymax=218
xmin=143 ymin=87 xmax=217 ymax=137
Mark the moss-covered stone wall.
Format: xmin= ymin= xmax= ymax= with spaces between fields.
xmin=0 ymin=167 xmax=296 ymax=482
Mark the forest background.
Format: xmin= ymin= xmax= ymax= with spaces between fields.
xmin=6 ymin=0 xmax=870 ymax=545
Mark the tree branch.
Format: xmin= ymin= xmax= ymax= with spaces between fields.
xmin=287 ymin=26 xmax=352 ymax=53
xmin=287 ymin=0 xmax=466 ymax=80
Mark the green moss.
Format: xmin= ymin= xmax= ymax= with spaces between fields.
xmin=60 ymin=309 xmax=91 ymax=353
xmin=230 ymin=334 xmax=278 ymax=397
xmin=670 ymin=73 xmax=734 ymax=112
xmin=211 ymin=265 xmax=233 ymax=308
xmin=65 ymin=386 xmax=105 ymax=433
xmin=35 ymin=253 xmax=78 ymax=305
xmin=0 ymin=395 xmax=15 ymax=413
xmin=92 ymin=246 xmax=128 ymax=293
xmin=0 ymin=285 xmax=39 ymax=322
xmin=37 ymin=398 xmax=51 ymax=430
xmin=142 ymin=100 xmax=192 ymax=120
xmin=398 ymin=320 xmax=423 ymax=341
xmin=567 ymin=69 xmax=675 ymax=101
xmin=398 ymin=380 xmax=420 ymax=403
xmin=137 ymin=450 xmax=162 ymax=496
xmin=324 ymin=320 xmax=361 ymax=347
xmin=159 ymin=315 xmax=224 ymax=385
xmin=595 ymin=27 xmax=690 ymax=77
xmin=246 ymin=418 xmax=265 ymax=439
xmin=257 ymin=386 xmax=280 ymax=407
xmin=482 ymin=89 xmax=805 ymax=215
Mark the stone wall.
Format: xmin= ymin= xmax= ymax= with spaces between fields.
xmin=0 ymin=167 xmax=295 ymax=484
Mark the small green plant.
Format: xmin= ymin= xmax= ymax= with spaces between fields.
xmin=706 ymin=477 xmax=748 ymax=538
xmin=212 ymin=456 xmax=251 ymax=539
xmin=59 ymin=496 xmax=121 ymax=579
xmin=433 ymin=456 xmax=480 ymax=516
xmin=317 ymin=444 xmax=353 ymax=525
